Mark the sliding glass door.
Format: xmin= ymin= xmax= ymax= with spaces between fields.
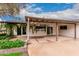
xmin=47 ymin=27 xmax=53 ymax=35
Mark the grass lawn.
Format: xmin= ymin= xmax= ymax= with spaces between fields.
xmin=0 ymin=52 xmax=27 ymax=56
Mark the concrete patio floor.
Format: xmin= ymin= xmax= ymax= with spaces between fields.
xmin=28 ymin=36 xmax=79 ymax=56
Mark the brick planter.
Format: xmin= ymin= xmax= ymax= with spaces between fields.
xmin=0 ymin=46 xmax=28 ymax=55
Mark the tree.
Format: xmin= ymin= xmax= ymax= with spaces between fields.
xmin=0 ymin=3 xmax=20 ymax=36
xmin=0 ymin=3 xmax=19 ymax=15
xmin=5 ymin=23 xmax=17 ymax=36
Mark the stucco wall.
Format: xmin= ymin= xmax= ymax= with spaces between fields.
xmin=29 ymin=23 xmax=56 ymax=36
xmin=59 ymin=23 xmax=79 ymax=38
xmin=59 ymin=24 xmax=75 ymax=37
xmin=76 ymin=23 xmax=79 ymax=38
xmin=13 ymin=26 xmax=17 ymax=35
xmin=13 ymin=23 xmax=79 ymax=38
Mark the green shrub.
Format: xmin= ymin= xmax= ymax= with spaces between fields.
xmin=0 ymin=34 xmax=10 ymax=40
xmin=0 ymin=39 xmax=25 ymax=49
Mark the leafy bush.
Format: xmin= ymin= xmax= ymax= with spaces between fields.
xmin=0 ymin=34 xmax=10 ymax=40
xmin=0 ymin=39 xmax=25 ymax=49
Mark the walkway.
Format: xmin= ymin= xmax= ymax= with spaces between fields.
xmin=28 ymin=36 xmax=79 ymax=56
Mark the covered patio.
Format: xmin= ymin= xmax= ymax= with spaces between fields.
xmin=25 ymin=16 xmax=79 ymax=56
xmin=25 ymin=16 xmax=78 ymax=42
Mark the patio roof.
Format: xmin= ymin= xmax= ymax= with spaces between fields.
xmin=25 ymin=16 xmax=77 ymax=42
xmin=0 ymin=15 xmax=26 ymax=24
xmin=25 ymin=16 xmax=79 ymax=23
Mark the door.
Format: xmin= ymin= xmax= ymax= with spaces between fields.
xmin=47 ymin=27 xmax=53 ymax=35
xmin=23 ymin=26 xmax=26 ymax=35
xmin=17 ymin=26 xmax=21 ymax=35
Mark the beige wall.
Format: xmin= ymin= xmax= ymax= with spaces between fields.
xmin=13 ymin=23 xmax=79 ymax=38
xmin=76 ymin=23 xmax=79 ymax=38
xmin=13 ymin=26 xmax=17 ymax=35
xmin=59 ymin=24 xmax=75 ymax=37
xmin=59 ymin=23 xmax=79 ymax=38
xmin=29 ymin=23 xmax=56 ymax=36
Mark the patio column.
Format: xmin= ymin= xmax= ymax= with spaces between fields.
xmin=56 ymin=22 xmax=58 ymax=41
xmin=26 ymin=17 xmax=30 ymax=42
xmin=46 ymin=25 xmax=47 ymax=36
xmin=74 ymin=23 xmax=76 ymax=40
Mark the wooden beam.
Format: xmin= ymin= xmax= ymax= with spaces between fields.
xmin=27 ymin=19 xmax=76 ymax=24
xmin=56 ymin=22 xmax=58 ymax=41
xmin=74 ymin=23 xmax=76 ymax=40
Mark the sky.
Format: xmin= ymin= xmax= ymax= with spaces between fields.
xmin=20 ymin=3 xmax=79 ymax=20
xmin=1 ymin=3 xmax=79 ymax=22
xmin=25 ymin=3 xmax=74 ymax=13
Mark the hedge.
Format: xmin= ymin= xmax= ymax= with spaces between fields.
xmin=0 ymin=39 xmax=25 ymax=49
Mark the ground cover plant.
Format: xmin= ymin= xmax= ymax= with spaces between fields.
xmin=0 ymin=39 xmax=25 ymax=49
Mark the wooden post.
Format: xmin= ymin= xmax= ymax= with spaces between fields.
xmin=26 ymin=18 xmax=30 ymax=42
xmin=46 ymin=25 xmax=47 ymax=36
xmin=74 ymin=23 xmax=76 ymax=40
xmin=26 ymin=18 xmax=30 ymax=56
xmin=56 ymin=22 xmax=58 ymax=41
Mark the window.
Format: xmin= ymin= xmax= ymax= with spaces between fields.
xmin=35 ymin=25 xmax=46 ymax=31
xmin=60 ymin=25 xmax=67 ymax=30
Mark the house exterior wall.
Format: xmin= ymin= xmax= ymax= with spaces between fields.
xmin=29 ymin=23 xmax=56 ymax=36
xmin=58 ymin=24 xmax=75 ymax=37
xmin=46 ymin=23 xmax=56 ymax=35
xmin=76 ymin=23 xmax=79 ymax=38
xmin=13 ymin=23 xmax=57 ymax=36
xmin=28 ymin=23 xmax=79 ymax=38
xmin=13 ymin=22 xmax=79 ymax=39
xmin=29 ymin=29 xmax=47 ymax=36
xmin=59 ymin=23 xmax=79 ymax=38
xmin=13 ymin=26 xmax=17 ymax=35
